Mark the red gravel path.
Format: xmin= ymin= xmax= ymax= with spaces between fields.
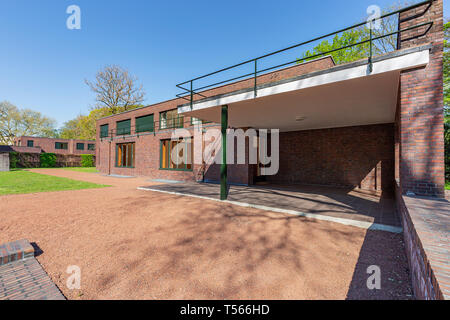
xmin=0 ymin=169 xmax=413 ymax=299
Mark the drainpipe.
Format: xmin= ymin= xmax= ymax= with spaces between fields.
xmin=108 ymin=140 xmax=111 ymax=175
xmin=220 ymin=105 xmax=228 ymax=200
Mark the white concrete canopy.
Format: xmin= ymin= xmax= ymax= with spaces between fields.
xmin=178 ymin=48 xmax=429 ymax=132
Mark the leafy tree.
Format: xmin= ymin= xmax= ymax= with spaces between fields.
xmin=59 ymin=105 xmax=143 ymax=140
xmin=85 ymin=65 xmax=145 ymax=114
xmin=0 ymin=101 xmax=56 ymax=145
xmin=300 ymin=27 xmax=371 ymax=65
xmin=299 ymin=2 xmax=414 ymax=65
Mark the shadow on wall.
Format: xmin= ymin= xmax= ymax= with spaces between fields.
xmin=202 ymin=124 xmax=395 ymax=193
xmin=266 ymin=124 xmax=395 ymax=194
xmin=399 ymin=82 xmax=445 ymax=197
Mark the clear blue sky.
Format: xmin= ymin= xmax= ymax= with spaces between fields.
xmin=0 ymin=0 xmax=448 ymax=127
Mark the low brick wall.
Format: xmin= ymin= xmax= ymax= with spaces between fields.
xmin=395 ymin=182 xmax=449 ymax=299
xmin=55 ymin=154 xmax=95 ymax=167
xmin=10 ymin=152 xmax=96 ymax=168
xmin=0 ymin=239 xmax=34 ymax=265
xmin=11 ymin=152 xmax=41 ymax=168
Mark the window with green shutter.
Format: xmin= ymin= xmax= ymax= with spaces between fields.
xmin=27 ymin=140 xmax=34 ymax=147
xmin=136 ymin=114 xmax=154 ymax=133
xmin=88 ymin=144 xmax=95 ymax=150
xmin=116 ymin=119 xmax=131 ymax=135
xmin=55 ymin=142 xmax=68 ymax=150
xmin=100 ymin=124 xmax=109 ymax=138
xmin=76 ymin=143 xmax=84 ymax=150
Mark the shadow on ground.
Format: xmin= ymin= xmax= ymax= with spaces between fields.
xmin=346 ymin=230 xmax=413 ymax=299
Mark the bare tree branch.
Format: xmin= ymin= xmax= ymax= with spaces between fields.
xmin=85 ymin=65 xmax=145 ymax=114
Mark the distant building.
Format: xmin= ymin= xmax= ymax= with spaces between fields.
xmin=13 ymin=137 xmax=96 ymax=155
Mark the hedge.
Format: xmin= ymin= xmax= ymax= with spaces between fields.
xmin=81 ymin=154 xmax=95 ymax=167
xmin=40 ymin=153 xmax=57 ymax=168
xmin=9 ymin=152 xmax=19 ymax=169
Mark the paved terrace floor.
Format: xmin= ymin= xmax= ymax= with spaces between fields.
xmin=139 ymin=182 xmax=401 ymax=232
xmin=0 ymin=258 xmax=65 ymax=300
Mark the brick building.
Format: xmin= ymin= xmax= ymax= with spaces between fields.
xmin=97 ymin=1 xmax=443 ymax=198
xmin=13 ymin=136 xmax=96 ymax=155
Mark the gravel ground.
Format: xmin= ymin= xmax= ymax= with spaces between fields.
xmin=0 ymin=169 xmax=413 ymax=300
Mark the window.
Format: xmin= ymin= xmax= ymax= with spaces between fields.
xmin=136 ymin=114 xmax=154 ymax=133
xmin=88 ymin=144 xmax=95 ymax=151
xmin=190 ymin=117 xmax=211 ymax=126
xmin=159 ymin=109 xmax=183 ymax=130
xmin=76 ymin=143 xmax=84 ymax=150
xmin=27 ymin=140 xmax=34 ymax=147
xmin=116 ymin=119 xmax=131 ymax=135
xmin=160 ymin=138 xmax=193 ymax=171
xmin=100 ymin=124 xmax=109 ymax=138
xmin=55 ymin=142 xmax=68 ymax=150
xmin=116 ymin=143 xmax=135 ymax=168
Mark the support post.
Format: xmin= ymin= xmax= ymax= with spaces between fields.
xmin=254 ymin=60 xmax=257 ymax=98
xmin=368 ymin=27 xmax=373 ymax=73
xmin=220 ymin=105 xmax=228 ymax=200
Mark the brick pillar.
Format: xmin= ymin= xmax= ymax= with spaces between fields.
xmin=397 ymin=0 xmax=444 ymax=197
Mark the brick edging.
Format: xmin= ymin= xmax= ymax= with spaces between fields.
xmin=395 ymin=183 xmax=446 ymax=299
xmin=0 ymin=239 xmax=34 ymax=266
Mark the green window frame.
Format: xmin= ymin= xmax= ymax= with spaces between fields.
xmin=76 ymin=143 xmax=84 ymax=150
xmin=87 ymin=143 xmax=95 ymax=151
xmin=136 ymin=114 xmax=154 ymax=133
xmin=116 ymin=142 xmax=135 ymax=168
xmin=27 ymin=140 xmax=34 ymax=147
xmin=55 ymin=142 xmax=68 ymax=150
xmin=100 ymin=124 xmax=109 ymax=138
xmin=159 ymin=109 xmax=183 ymax=130
xmin=116 ymin=119 xmax=131 ymax=136
xmin=159 ymin=138 xmax=193 ymax=171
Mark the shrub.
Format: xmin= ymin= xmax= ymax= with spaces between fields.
xmin=40 ymin=153 xmax=56 ymax=168
xmin=81 ymin=154 xmax=95 ymax=167
xmin=9 ymin=152 xmax=19 ymax=168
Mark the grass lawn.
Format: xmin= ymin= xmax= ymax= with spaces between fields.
xmin=446 ymin=181 xmax=450 ymax=190
xmin=0 ymin=171 xmax=109 ymax=195
xmin=62 ymin=167 xmax=98 ymax=173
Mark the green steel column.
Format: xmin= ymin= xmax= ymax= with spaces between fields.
xmin=220 ymin=105 xmax=228 ymax=200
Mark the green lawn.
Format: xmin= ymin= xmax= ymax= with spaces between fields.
xmin=446 ymin=182 xmax=450 ymax=190
xmin=0 ymin=171 xmax=109 ymax=195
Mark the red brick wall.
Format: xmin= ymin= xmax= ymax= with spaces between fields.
xmin=266 ymin=124 xmax=395 ymax=193
xmin=15 ymin=137 xmax=96 ymax=155
xmin=97 ymin=125 xmax=252 ymax=184
xmin=96 ymin=56 xmax=335 ymax=182
xmin=395 ymin=0 xmax=447 ymax=301
xmin=395 ymin=182 xmax=446 ymax=300
xmin=397 ymin=0 xmax=444 ymax=197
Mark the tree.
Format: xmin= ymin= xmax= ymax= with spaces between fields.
xmin=0 ymin=101 xmax=57 ymax=145
xmin=59 ymin=105 xmax=143 ymax=140
xmin=301 ymin=27 xmax=371 ymax=65
xmin=85 ymin=65 xmax=145 ymax=114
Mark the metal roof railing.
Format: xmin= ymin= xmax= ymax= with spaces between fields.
xmin=176 ymin=0 xmax=433 ymax=109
